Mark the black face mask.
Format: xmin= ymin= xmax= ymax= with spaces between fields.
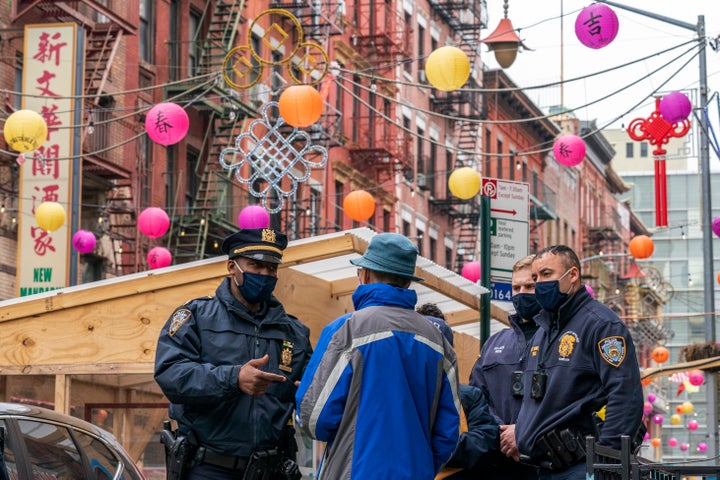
xmin=534 ymin=268 xmax=573 ymax=312
xmin=512 ymin=293 xmax=542 ymax=320
xmin=233 ymin=261 xmax=278 ymax=304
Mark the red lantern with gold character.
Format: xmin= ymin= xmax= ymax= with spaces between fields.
xmin=651 ymin=346 xmax=669 ymax=364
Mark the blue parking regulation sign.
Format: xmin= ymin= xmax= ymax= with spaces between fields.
xmin=491 ymin=281 xmax=512 ymax=302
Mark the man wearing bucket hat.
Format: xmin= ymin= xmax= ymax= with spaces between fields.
xmin=296 ymin=233 xmax=461 ymax=479
xmin=155 ymin=228 xmax=312 ymax=479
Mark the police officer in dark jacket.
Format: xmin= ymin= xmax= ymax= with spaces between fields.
xmin=154 ymin=228 xmax=313 ymax=480
xmin=469 ymin=255 xmax=539 ymax=480
xmin=516 ymin=245 xmax=643 ymax=480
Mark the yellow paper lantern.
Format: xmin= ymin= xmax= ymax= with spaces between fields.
xmin=35 ymin=201 xmax=66 ymax=232
xmin=3 ymin=109 xmax=48 ymax=153
xmin=680 ymin=401 xmax=694 ymax=415
xmin=670 ymin=414 xmax=682 ymax=425
xmin=448 ymin=167 xmax=481 ymax=200
xmin=425 ymin=46 xmax=471 ymax=92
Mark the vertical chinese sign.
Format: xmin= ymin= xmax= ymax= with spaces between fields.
xmin=17 ymin=24 xmax=79 ymax=296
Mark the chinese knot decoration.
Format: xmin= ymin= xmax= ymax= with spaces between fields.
xmin=627 ymin=97 xmax=690 ymax=227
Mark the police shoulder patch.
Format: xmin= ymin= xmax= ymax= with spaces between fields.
xmin=168 ymin=309 xmax=192 ymax=336
xmin=598 ymin=336 xmax=626 ymax=367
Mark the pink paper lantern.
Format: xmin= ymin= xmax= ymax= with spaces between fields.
xmin=461 ymin=261 xmax=481 ymax=283
xmin=698 ymin=442 xmax=708 ymax=453
xmin=687 ymin=420 xmax=699 ymax=431
xmin=647 ymin=393 xmax=657 ymax=403
xmin=680 ymin=443 xmax=689 ymax=452
xmin=712 ymin=215 xmax=720 ymax=238
xmin=72 ymin=229 xmax=97 ymax=254
xmin=575 ymin=4 xmax=619 ymax=49
xmin=643 ymin=402 xmax=653 ymax=416
xmin=688 ymin=369 xmax=705 ymax=386
xmin=147 ymin=246 xmax=172 ymax=269
xmin=138 ymin=207 xmax=170 ymax=239
xmin=238 ymin=205 xmax=270 ymax=229
xmin=553 ymin=135 xmax=586 ymax=167
xmin=643 ymin=432 xmax=650 ymax=442
xmin=668 ymin=437 xmax=678 ymax=447
xmin=145 ymin=102 xmax=189 ymax=146
xmin=585 ymin=284 xmax=595 ymax=298
xmin=660 ymin=91 xmax=692 ymax=123
xmin=652 ymin=414 xmax=664 ymax=425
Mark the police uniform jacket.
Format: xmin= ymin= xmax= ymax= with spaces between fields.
xmin=295 ymin=282 xmax=461 ymax=480
xmin=515 ymin=286 xmax=643 ymax=462
xmin=469 ymin=313 xmax=538 ymax=425
xmin=154 ymin=277 xmax=312 ymax=457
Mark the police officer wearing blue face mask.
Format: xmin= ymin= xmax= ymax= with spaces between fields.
xmin=515 ymin=245 xmax=643 ymax=480
xmin=469 ymin=255 xmax=540 ymax=480
xmin=154 ymin=228 xmax=312 ymax=480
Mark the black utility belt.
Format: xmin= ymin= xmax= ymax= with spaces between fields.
xmin=534 ymin=427 xmax=587 ymax=471
xmin=197 ymin=447 xmax=301 ymax=480
xmin=197 ymin=447 xmax=250 ymax=470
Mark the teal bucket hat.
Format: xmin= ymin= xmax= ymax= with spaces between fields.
xmin=350 ymin=233 xmax=424 ymax=282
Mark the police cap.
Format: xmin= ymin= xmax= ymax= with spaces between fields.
xmin=221 ymin=228 xmax=288 ymax=264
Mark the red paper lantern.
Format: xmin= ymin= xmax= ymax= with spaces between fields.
xmin=138 ymin=207 xmax=170 ymax=238
xmin=147 ymin=246 xmax=172 ymax=269
xmin=553 ymin=135 xmax=586 ymax=167
xmin=278 ymin=85 xmax=323 ymax=128
xmin=238 ymin=205 xmax=270 ymax=229
xmin=660 ymin=91 xmax=692 ymax=123
xmin=651 ymin=346 xmax=669 ymax=364
xmin=461 ymin=261 xmax=481 ymax=283
xmin=343 ymin=190 xmax=376 ymax=222
xmin=72 ymin=230 xmax=97 ymax=254
xmin=575 ymin=4 xmax=619 ymax=49
xmin=145 ymin=102 xmax=189 ymax=146
xmin=629 ymin=235 xmax=654 ymax=259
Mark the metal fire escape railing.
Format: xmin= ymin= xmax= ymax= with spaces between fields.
xmin=427 ymin=0 xmax=487 ymax=272
xmin=268 ymin=0 xmax=345 ymax=38
xmin=352 ymin=0 xmax=410 ymax=66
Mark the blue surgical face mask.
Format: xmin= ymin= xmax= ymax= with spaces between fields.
xmin=534 ymin=268 xmax=573 ymax=312
xmin=233 ymin=261 xmax=278 ymax=304
xmin=512 ymin=293 xmax=542 ymax=320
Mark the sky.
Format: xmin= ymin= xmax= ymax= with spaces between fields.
xmin=482 ymin=1 xmax=720 ymax=132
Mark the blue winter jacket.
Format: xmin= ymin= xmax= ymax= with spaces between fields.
xmin=154 ymin=278 xmax=312 ymax=456
xmin=515 ymin=286 xmax=643 ymax=461
xmin=295 ymin=283 xmax=461 ymax=479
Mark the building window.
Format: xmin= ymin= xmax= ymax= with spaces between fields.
xmin=139 ymin=0 xmax=154 ymax=63
xmin=186 ymin=148 xmax=199 ymax=213
xmin=626 ymin=142 xmax=634 ymax=158
xmin=402 ymin=220 xmax=411 ymax=237
xmin=417 ymin=24 xmax=425 ymax=82
xmin=140 ymin=135 xmax=152 ymax=207
xmin=188 ymin=10 xmax=201 ymax=77
xmin=496 ymin=138 xmax=504 ymax=179
xmin=14 ymin=55 xmax=23 ymax=110
xmin=404 ymin=13 xmax=413 ymax=74
xmin=640 ymin=142 xmax=649 ymax=157
xmin=417 ymin=229 xmax=424 ymax=257
xmin=168 ymin=1 xmax=179 ymax=81
xmin=334 ymin=181 xmax=344 ymax=229
xmin=484 ymin=128 xmax=492 ymax=176
xmin=383 ymin=209 xmax=391 ymax=232
xmin=417 ymin=126 xmax=425 ymax=177
xmin=445 ymin=246 xmax=453 ymax=270
xmin=509 ymin=150 xmax=516 ymax=181
xmin=429 ymin=236 xmax=437 ymax=262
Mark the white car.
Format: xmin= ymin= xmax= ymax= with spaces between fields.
xmin=0 ymin=402 xmax=145 ymax=480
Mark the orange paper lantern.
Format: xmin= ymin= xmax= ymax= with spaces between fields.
xmin=629 ymin=235 xmax=654 ymax=259
xmin=343 ymin=190 xmax=376 ymax=222
xmin=278 ymin=85 xmax=323 ymax=128
xmin=651 ymin=438 xmax=661 ymax=448
xmin=717 ymin=272 xmax=720 ymax=285
xmin=651 ymin=346 xmax=669 ymax=364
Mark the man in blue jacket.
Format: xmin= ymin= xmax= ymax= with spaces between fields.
xmin=155 ymin=228 xmax=312 ymax=479
xmin=469 ymin=255 xmax=539 ymax=480
xmin=515 ymin=245 xmax=643 ymax=480
xmin=296 ymin=233 xmax=460 ymax=479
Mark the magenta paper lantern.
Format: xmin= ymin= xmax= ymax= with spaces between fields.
xmin=680 ymin=443 xmax=689 ymax=452
xmin=668 ymin=437 xmax=678 ymax=447
xmin=145 ymin=102 xmax=189 ymax=146
xmin=575 ymin=4 xmax=619 ymax=49
xmin=643 ymin=432 xmax=650 ymax=442
xmin=712 ymin=215 xmax=720 ymax=238
xmin=647 ymin=393 xmax=657 ymax=403
xmin=698 ymin=442 xmax=708 ymax=453
xmin=585 ymin=284 xmax=595 ymax=298
xmin=147 ymin=246 xmax=172 ymax=269
xmin=643 ymin=402 xmax=653 ymax=416
xmin=72 ymin=230 xmax=97 ymax=254
xmin=652 ymin=414 xmax=664 ymax=425
xmin=688 ymin=369 xmax=705 ymax=386
xmin=238 ymin=205 xmax=270 ymax=229
xmin=461 ymin=261 xmax=481 ymax=283
xmin=138 ymin=207 xmax=170 ymax=238
xmin=660 ymin=91 xmax=692 ymax=123
xmin=687 ymin=420 xmax=699 ymax=431
xmin=553 ymin=134 xmax=586 ymax=167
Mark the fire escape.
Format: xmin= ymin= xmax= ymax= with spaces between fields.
xmin=14 ymin=0 xmax=139 ymax=274
xmin=428 ymin=0 xmax=487 ymax=272
xmin=345 ymin=1 xmax=412 ymax=186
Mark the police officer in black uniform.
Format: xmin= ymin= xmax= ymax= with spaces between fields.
xmin=515 ymin=245 xmax=643 ymax=480
xmin=154 ymin=228 xmax=312 ymax=480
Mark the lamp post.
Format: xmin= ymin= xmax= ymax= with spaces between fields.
xmin=597 ymin=0 xmax=716 ymax=459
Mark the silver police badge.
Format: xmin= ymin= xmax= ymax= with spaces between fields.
xmin=598 ymin=336 xmax=626 ymax=367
